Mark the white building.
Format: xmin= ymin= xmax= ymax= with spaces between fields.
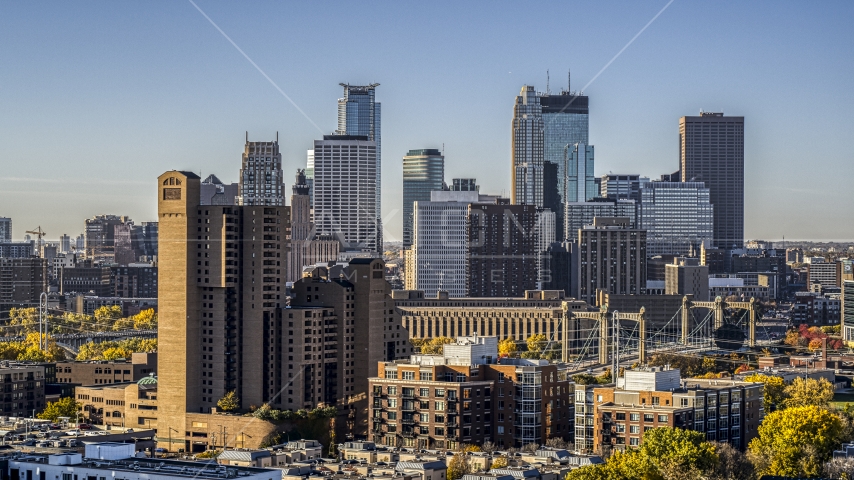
xmin=5 ymin=444 xmax=280 ymax=480
xmin=312 ymin=135 xmax=379 ymax=253
xmin=411 ymin=190 xmax=475 ymax=298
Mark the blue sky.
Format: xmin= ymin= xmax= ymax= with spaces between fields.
xmin=1 ymin=1 xmax=852 ymax=241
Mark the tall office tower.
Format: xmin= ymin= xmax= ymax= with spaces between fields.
xmin=157 ymin=171 xmax=289 ymax=437
xmin=665 ymin=257 xmax=709 ymax=301
xmin=511 ymin=86 xmax=544 ymax=207
xmin=200 ymin=174 xmax=238 ymax=206
xmin=75 ymin=235 xmax=85 ymax=251
xmin=680 ymin=112 xmax=744 ymax=249
xmin=638 ymin=181 xmax=714 ymax=257
xmin=411 ymin=191 xmax=480 ymax=298
xmin=535 ymin=209 xmax=556 ymax=288
xmin=0 ymin=218 xmax=10 ymax=242
xmin=541 ymin=88 xmax=589 ymax=240
xmin=286 ymin=167 xmax=340 ymax=277
xmin=564 ymin=199 xmax=637 ymax=242
xmin=313 ymin=135 xmax=379 ymax=253
xmin=336 ymin=84 xmax=382 ymax=248
xmin=451 ymin=178 xmax=478 ymax=191
xmin=237 ymin=134 xmax=284 ymax=206
xmin=59 ymin=235 xmax=71 ymax=254
xmin=402 ymin=149 xmax=445 ymax=248
xmin=84 ymin=215 xmax=132 ymax=263
xmin=577 ymin=217 xmax=647 ymax=304
xmin=305 ymin=150 xmax=315 ymax=208
xmin=843 ymin=280 xmax=854 ymax=341
xmin=566 ymin=143 xmax=595 ymax=203
xmin=600 ymin=174 xmax=650 ymax=201
xmin=468 ymin=203 xmax=539 ymax=297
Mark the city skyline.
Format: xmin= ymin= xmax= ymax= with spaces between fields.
xmin=1 ymin=2 xmax=853 ymax=241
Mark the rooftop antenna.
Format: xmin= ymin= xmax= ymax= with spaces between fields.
xmin=546 ymin=70 xmax=550 ymax=95
xmin=245 ymin=131 xmax=248 ymax=143
xmin=568 ymin=69 xmax=571 ymax=93
xmin=276 ymin=131 xmax=279 ymax=142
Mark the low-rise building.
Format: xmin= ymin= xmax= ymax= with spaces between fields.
xmin=792 ymin=291 xmax=841 ymax=325
xmin=0 ymin=362 xmax=47 ymax=417
xmin=56 ymin=352 xmax=157 ymax=385
xmin=394 ymin=290 xmax=588 ymax=343
xmin=590 ymin=367 xmax=763 ymax=452
xmin=2 ymin=445 xmax=281 ymax=480
xmin=369 ymin=336 xmax=573 ymax=450
xmin=75 ymin=374 xmax=158 ymax=428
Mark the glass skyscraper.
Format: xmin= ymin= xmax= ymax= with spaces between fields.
xmin=638 ymin=181 xmax=714 ymax=257
xmin=511 ymin=86 xmax=544 ymax=207
xmin=402 ymin=149 xmax=444 ymax=248
xmin=566 ymin=143 xmax=596 ymax=204
xmin=337 ymin=83 xmax=382 ymax=246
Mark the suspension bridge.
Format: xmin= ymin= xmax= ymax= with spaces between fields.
xmin=557 ymin=295 xmax=762 ymax=372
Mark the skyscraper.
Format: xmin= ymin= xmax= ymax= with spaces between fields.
xmin=566 ymin=143 xmax=595 ymax=203
xmin=237 ymin=134 xmax=284 ymax=206
xmin=157 ymin=170 xmax=289 ymax=439
xmin=600 ymin=174 xmax=650 ymax=202
xmin=337 ymin=83 xmax=382 ymax=248
xmin=0 ymin=218 xmax=10 ymax=242
xmin=402 ymin=149 xmax=445 ymax=248
xmin=541 ymin=89 xmax=589 ymax=239
xmin=511 ymin=86 xmax=544 ymax=207
xmin=577 ymin=217 xmax=647 ymax=304
xmin=305 ymin=149 xmax=315 ymax=208
xmin=287 ymin=169 xmax=341 ymax=283
xmin=680 ymin=112 xmax=744 ymax=249
xmin=638 ymin=181 xmax=714 ymax=257
xmin=313 ymin=135 xmax=379 ymax=253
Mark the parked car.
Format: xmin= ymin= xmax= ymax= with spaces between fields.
xmin=78 ymin=424 xmax=92 ymax=430
xmin=37 ymin=441 xmax=50 ymax=448
xmin=154 ymin=448 xmax=167 ymax=453
xmin=49 ymin=424 xmax=61 ymax=430
xmin=22 ymin=440 xmax=35 ymax=446
xmin=66 ymin=429 xmax=81 ymax=436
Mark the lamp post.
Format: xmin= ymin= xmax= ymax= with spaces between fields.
xmin=168 ymin=427 xmax=178 ymax=453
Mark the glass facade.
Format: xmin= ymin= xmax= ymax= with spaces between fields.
xmin=638 ymin=181 xmax=714 ymax=257
xmin=844 ymin=281 xmax=854 ymax=341
xmin=512 ymin=86 xmax=544 ymax=207
xmin=402 ymin=149 xmax=445 ymax=248
xmin=566 ymin=143 xmax=596 ymax=204
xmin=337 ymin=84 xmax=382 ymax=246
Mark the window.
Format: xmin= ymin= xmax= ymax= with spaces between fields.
xmin=420 ymin=372 xmax=433 ymax=381
xmin=615 ymin=424 xmax=625 ymax=433
xmin=630 ymin=413 xmax=640 ymax=421
xmin=658 ymin=414 xmax=668 ymax=423
xmin=402 ymin=371 xmax=415 ymax=380
xmin=420 ymin=413 xmax=429 ymax=423
xmin=387 ymin=412 xmax=397 ymax=420
xmin=435 ymin=401 xmax=445 ymax=411
xmin=644 ymin=414 xmax=654 ymax=422
xmin=630 ymin=425 xmax=640 ymax=434
xmin=387 ymin=386 xmax=397 ymax=395
xmin=388 ymin=398 xmax=397 ymax=408
xmin=435 ymin=388 xmax=445 ymax=397
xmin=616 ymin=413 xmax=626 ymax=420
xmin=385 ymin=370 xmax=398 ymax=379
xmin=419 ymin=388 xmax=430 ymax=397
xmin=630 ymin=437 xmax=639 ymax=446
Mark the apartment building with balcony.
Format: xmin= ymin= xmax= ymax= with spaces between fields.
xmin=590 ymin=367 xmax=762 ymax=452
xmin=368 ymin=336 xmax=572 ymax=450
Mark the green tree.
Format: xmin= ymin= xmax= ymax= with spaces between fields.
xmin=132 ymin=309 xmax=157 ymax=330
xmin=640 ymin=427 xmax=718 ymax=480
xmin=420 ymin=337 xmax=455 ymax=355
xmin=38 ymin=397 xmax=80 ymax=422
xmin=743 ymin=374 xmax=787 ymax=412
xmin=748 ymin=405 xmax=844 ymax=478
xmin=783 ymin=377 xmax=834 ymax=408
xmin=524 ymin=334 xmax=549 ymax=358
xmin=447 ymin=453 xmax=471 ymax=480
xmin=498 ymin=338 xmax=518 ymax=357
xmin=217 ymin=390 xmax=240 ymax=412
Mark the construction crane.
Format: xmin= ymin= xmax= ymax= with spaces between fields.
xmin=25 ymin=226 xmax=46 ymax=255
